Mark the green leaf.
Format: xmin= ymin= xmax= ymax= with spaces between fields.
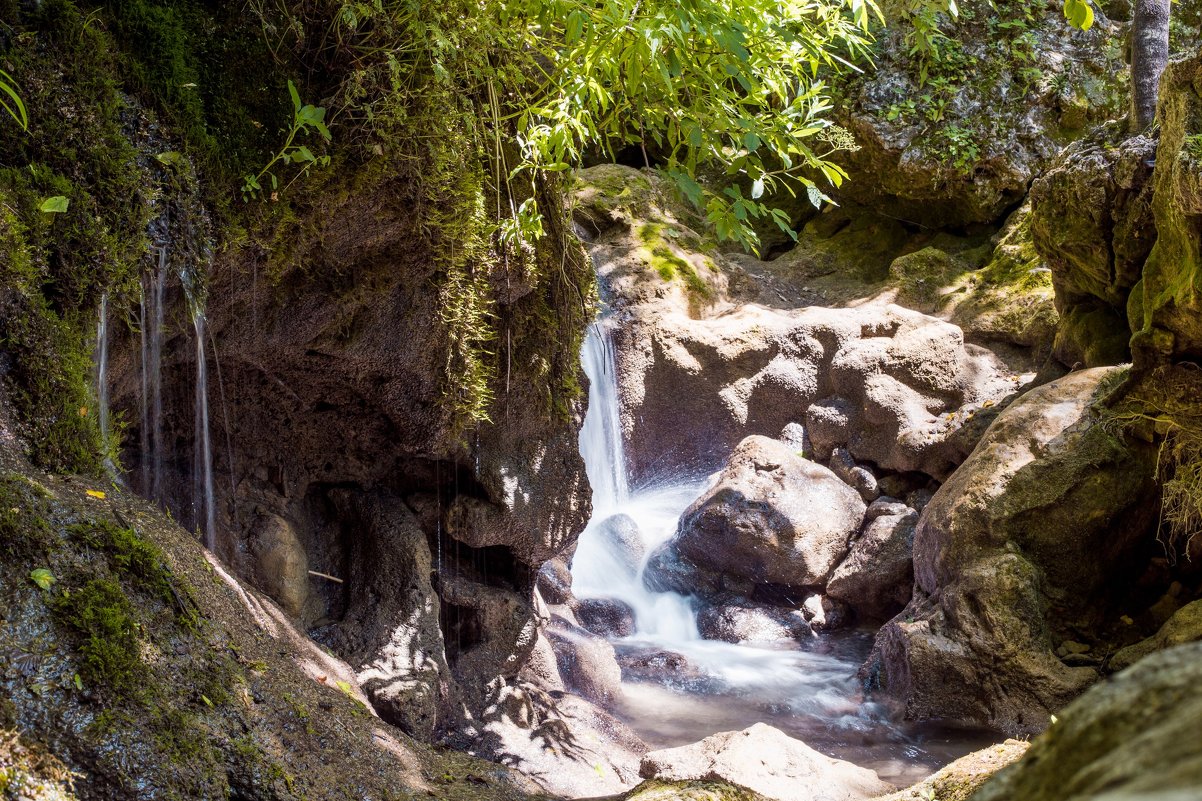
xmin=566 ymin=10 xmax=585 ymax=44
xmin=1063 ymin=0 xmax=1094 ymax=30
xmin=288 ymin=79 xmax=302 ymax=114
xmin=155 ymin=151 xmax=185 ymax=167
xmin=0 ymin=68 xmax=28 ymax=132
xmin=744 ymin=132 xmax=761 ymax=152
xmin=39 ymin=196 xmax=69 ymax=214
xmin=30 ymin=568 xmax=55 ymax=590
xmin=73 ymin=673 xmax=83 ymax=690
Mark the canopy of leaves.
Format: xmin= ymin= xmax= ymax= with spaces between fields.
xmin=319 ymin=0 xmax=883 ymax=253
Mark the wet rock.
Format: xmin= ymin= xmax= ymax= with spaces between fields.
xmin=1110 ymin=599 xmax=1202 ymax=672
xmin=319 ymin=490 xmax=457 ymax=739
xmin=972 ymin=643 xmax=1202 ymax=801
xmin=642 ymin=540 xmax=731 ymax=598
xmin=827 ymin=511 xmax=917 ymax=621
xmin=638 ymin=722 xmax=890 ymax=801
xmin=545 ymin=615 xmax=624 ymax=705
xmin=876 ymin=740 xmax=1029 ymax=801
xmin=537 ymin=557 xmax=574 ymax=605
xmin=248 ymin=511 xmax=316 ymax=623
xmin=869 ymin=368 xmax=1160 ymax=735
xmin=865 ymin=497 xmax=910 ymax=521
xmin=696 ymin=603 xmax=810 ymax=645
xmin=615 ymin=646 xmax=709 ymax=691
xmin=575 ymin=597 xmax=637 ymax=639
xmin=1030 ymin=134 xmax=1155 ymax=368
xmin=674 ymin=436 xmax=865 ymax=588
xmin=596 ymin=513 xmax=646 ymax=576
xmin=830 ymin=3 xmax=1123 ymax=227
xmin=801 ymin=594 xmax=850 ymax=632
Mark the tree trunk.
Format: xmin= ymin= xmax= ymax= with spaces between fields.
xmin=1131 ymin=0 xmax=1171 ymax=132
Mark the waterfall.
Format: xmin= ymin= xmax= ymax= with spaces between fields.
xmin=191 ymin=310 xmax=216 ymax=551
xmin=572 ymin=313 xmax=702 ymax=642
xmin=139 ymin=247 xmax=168 ymax=503
xmin=94 ymin=292 xmax=116 ymax=478
xmin=579 ymin=319 xmax=630 ymax=514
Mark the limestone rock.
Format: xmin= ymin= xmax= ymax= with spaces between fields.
xmin=972 ymin=643 xmax=1202 ymax=801
xmin=696 ymin=603 xmax=810 ymax=645
xmin=868 ymin=368 xmax=1160 ymax=735
xmin=546 ymin=615 xmax=624 ymax=706
xmin=1110 ymin=599 xmax=1202 ymax=671
xmin=673 ymin=436 xmax=865 ymax=588
xmin=827 ymin=511 xmax=917 ymax=621
xmin=830 ymin=1 xmax=1123 ymax=227
xmin=639 ymin=723 xmax=891 ymax=801
xmin=575 ymin=597 xmax=638 ymax=639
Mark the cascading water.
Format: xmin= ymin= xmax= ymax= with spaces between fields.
xmin=570 ymin=308 xmax=994 ymax=786
xmin=192 ymin=310 xmax=217 ymax=551
xmin=140 ymin=247 xmax=168 ymax=503
xmin=94 ymin=292 xmax=117 ymax=479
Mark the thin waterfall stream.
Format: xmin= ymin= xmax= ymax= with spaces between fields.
xmin=570 ymin=310 xmax=995 ymax=786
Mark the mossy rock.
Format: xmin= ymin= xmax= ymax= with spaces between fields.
xmin=620 ymin=779 xmax=772 ymax=801
xmin=942 ymin=203 xmax=1059 ymax=354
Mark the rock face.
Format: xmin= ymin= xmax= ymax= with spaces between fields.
xmin=830 ymin=1 xmax=1123 ymax=227
xmin=869 ymin=368 xmax=1160 ymax=735
xmin=1130 ymin=51 xmax=1202 ymax=368
xmin=638 ymin=723 xmax=890 ymax=801
xmin=674 ymin=436 xmax=866 ymax=588
xmin=105 ymin=159 xmax=593 ymax=740
xmin=613 ymin=300 xmax=1018 ymax=486
xmin=696 ymin=603 xmax=810 ymax=645
xmin=315 ymin=490 xmax=456 ymax=739
xmin=1029 ymin=133 xmax=1156 ymax=367
xmin=972 ymin=643 xmax=1202 ymax=801
xmin=826 ymin=509 xmax=917 ymax=621
xmin=1110 ymin=599 xmax=1202 ymax=671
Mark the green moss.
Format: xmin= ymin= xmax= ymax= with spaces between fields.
xmin=0 ymin=474 xmax=56 ymax=559
xmin=66 ymin=520 xmax=178 ymax=606
xmin=637 ymin=222 xmax=714 ymax=300
xmin=50 ymin=578 xmax=145 ymax=696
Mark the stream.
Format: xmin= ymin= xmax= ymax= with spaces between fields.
xmin=570 ymin=315 xmax=998 ymax=787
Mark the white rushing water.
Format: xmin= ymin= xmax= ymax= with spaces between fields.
xmin=569 ymin=310 xmax=991 ymax=784
xmin=140 ymin=248 xmax=168 ymax=502
xmin=192 ymin=311 xmax=217 ymax=551
xmin=94 ymin=292 xmax=119 ymax=480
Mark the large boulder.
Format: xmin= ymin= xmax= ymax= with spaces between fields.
xmin=1110 ymin=599 xmax=1202 ymax=672
xmin=826 ymin=510 xmax=917 ymax=622
xmin=638 ymin=723 xmax=891 ymax=801
xmin=1130 ymin=52 xmax=1202 ymax=368
xmin=1029 ymin=133 xmax=1156 ymax=368
xmin=696 ymin=602 xmax=811 ymax=645
xmin=830 ymin=1 xmax=1123 ymax=227
xmin=545 ymin=615 xmax=625 ymax=706
xmin=613 ymin=301 xmax=1017 ymax=485
xmin=673 ymin=436 xmax=866 ymax=588
xmin=868 ymin=368 xmax=1160 ymax=735
xmin=971 ymin=643 xmax=1202 ymax=801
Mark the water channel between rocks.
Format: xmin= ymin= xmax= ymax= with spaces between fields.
xmin=569 ymin=315 xmax=999 ymax=788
